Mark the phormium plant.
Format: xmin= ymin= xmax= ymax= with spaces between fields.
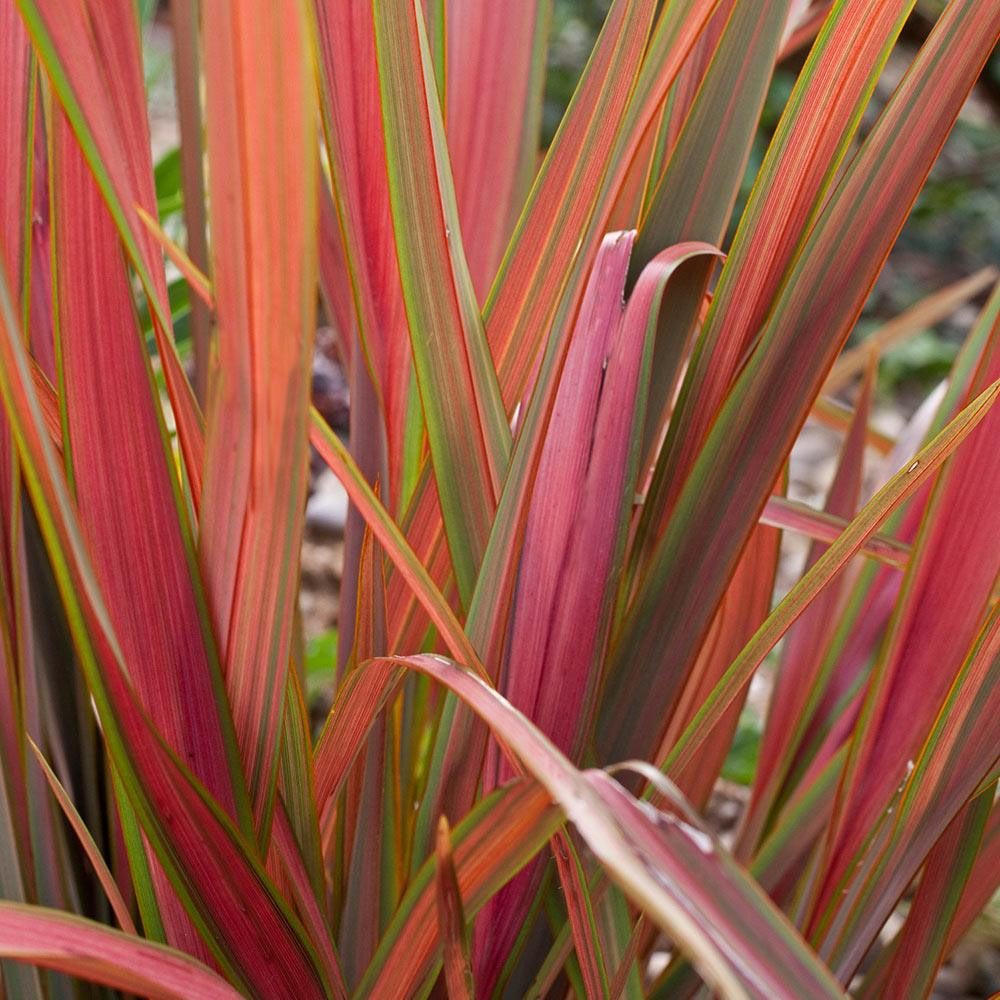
xmin=0 ymin=0 xmax=998 ymax=997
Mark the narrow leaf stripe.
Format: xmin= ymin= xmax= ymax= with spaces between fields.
xmin=554 ymin=831 xmax=610 ymax=999
xmin=662 ymin=377 xmax=1000 ymax=778
xmin=624 ymin=0 xmax=788 ymax=465
xmin=659 ymin=520 xmax=781 ymax=810
xmin=199 ymin=0 xmax=317 ymax=832
xmin=16 ymin=0 xmax=204 ymax=484
xmin=859 ymin=805 xmax=1000 ymax=997
xmin=759 ymin=497 xmax=909 ymax=569
xmin=28 ymin=741 xmax=135 ymax=934
xmin=338 ymin=526 xmax=389 ymax=987
xmin=309 ymin=411 xmax=486 ymax=678
xmin=0 ymin=233 xmax=330 ymax=1000
xmin=0 ymin=904 xmax=241 ymax=1000
xmin=601 ymin=0 xmax=1000 ymax=766
xmin=435 ymin=817 xmax=476 ymax=1000
xmin=373 ymin=0 xmax=510 ymax=605
xmin=0 ymin=7 xmax=40 ymax=934
xmin=445 ymin=1 xmax=549 ymax=299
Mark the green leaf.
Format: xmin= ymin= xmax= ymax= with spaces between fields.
xmin=720 ymin=711 xmax=762 ymax=787
xmin=372 ymin=0 xmax=510 ymax=607
xmin=599 ymin=0 xmax=1000 ymax=768
xmin=306 ymin=629 xmax=338 ymax=700
xmin=153 ymin=146 xmax=183 ymax=220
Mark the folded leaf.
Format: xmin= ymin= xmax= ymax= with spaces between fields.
xmin=355 ymin=654 xmax=844 ymax=999
xmin=601 ymin=0 xmax=1000 ymax=766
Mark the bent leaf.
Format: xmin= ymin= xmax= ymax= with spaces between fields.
xmin=0 ymin=903 xmax=240 ymax=1000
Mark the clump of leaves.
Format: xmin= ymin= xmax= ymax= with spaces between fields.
xmin=0 ymin=1 xmax=998 ymax=998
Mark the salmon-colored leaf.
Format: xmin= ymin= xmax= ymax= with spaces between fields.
xmin=0 ymin=903 xmax=241 ymax=1000
xmin=372 ymin=0 xmax=510 ymax=606
xmin=601 ymin=0 xmax=1000 ymax=767
xmin=435 ymin=816 xmax=476 ymax=1000
xmin=17 ymin=0 xmax=204 ymax=484
xmin=0 ymin=250 xmax=332 ymax=999
xmin=663 ymin=375 xmax=1000 ymax=779
xmin=51 ymin=110 xmax=246 ymax=954
xmin=199 ymin=0 xmax=317 ymax=834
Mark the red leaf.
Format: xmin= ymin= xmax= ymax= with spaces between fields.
xmin=0 ymin=904 xmax=241 ymax=1000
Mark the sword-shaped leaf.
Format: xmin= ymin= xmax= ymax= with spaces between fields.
xmin=600 ymin=0 xmax=1000 ymax=766
xmin=808 ymin=286 xmax=1000 ymax=969
xmin=16 ymin=0 xmax=203 ymax=482
xmin=0 ymin=253 xmax=334 ymax=998
xmin=51 ymin=111 xmax=248 ymax=955
xmin=445 ymin=1 xmax=550 ymax=300
xmin=198 ymin=0 xmax=317 ymax=835
xmin=662 ymin=375 xmax=1000 ymax=779
xmin=0 ymin=904 xmax=241 ymax=1000
xmin=373 ymin=0 xmax=510 ymax=606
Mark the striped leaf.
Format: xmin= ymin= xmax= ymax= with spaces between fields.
xmin=372 ymin=0 xmax=510 ymax=606
xmin=198 ymin=0 xmax=317 ymax=835
xmin=600 ymin=0 xmax=1000 ymax=766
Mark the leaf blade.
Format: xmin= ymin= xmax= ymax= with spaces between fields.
xmin=0 ymin=903 xmax=241 ymax=1000
xmin=373 ymin=0 xmax=510 ymax=605
xmin=198 ymin=0 xmax=318 ymax=833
